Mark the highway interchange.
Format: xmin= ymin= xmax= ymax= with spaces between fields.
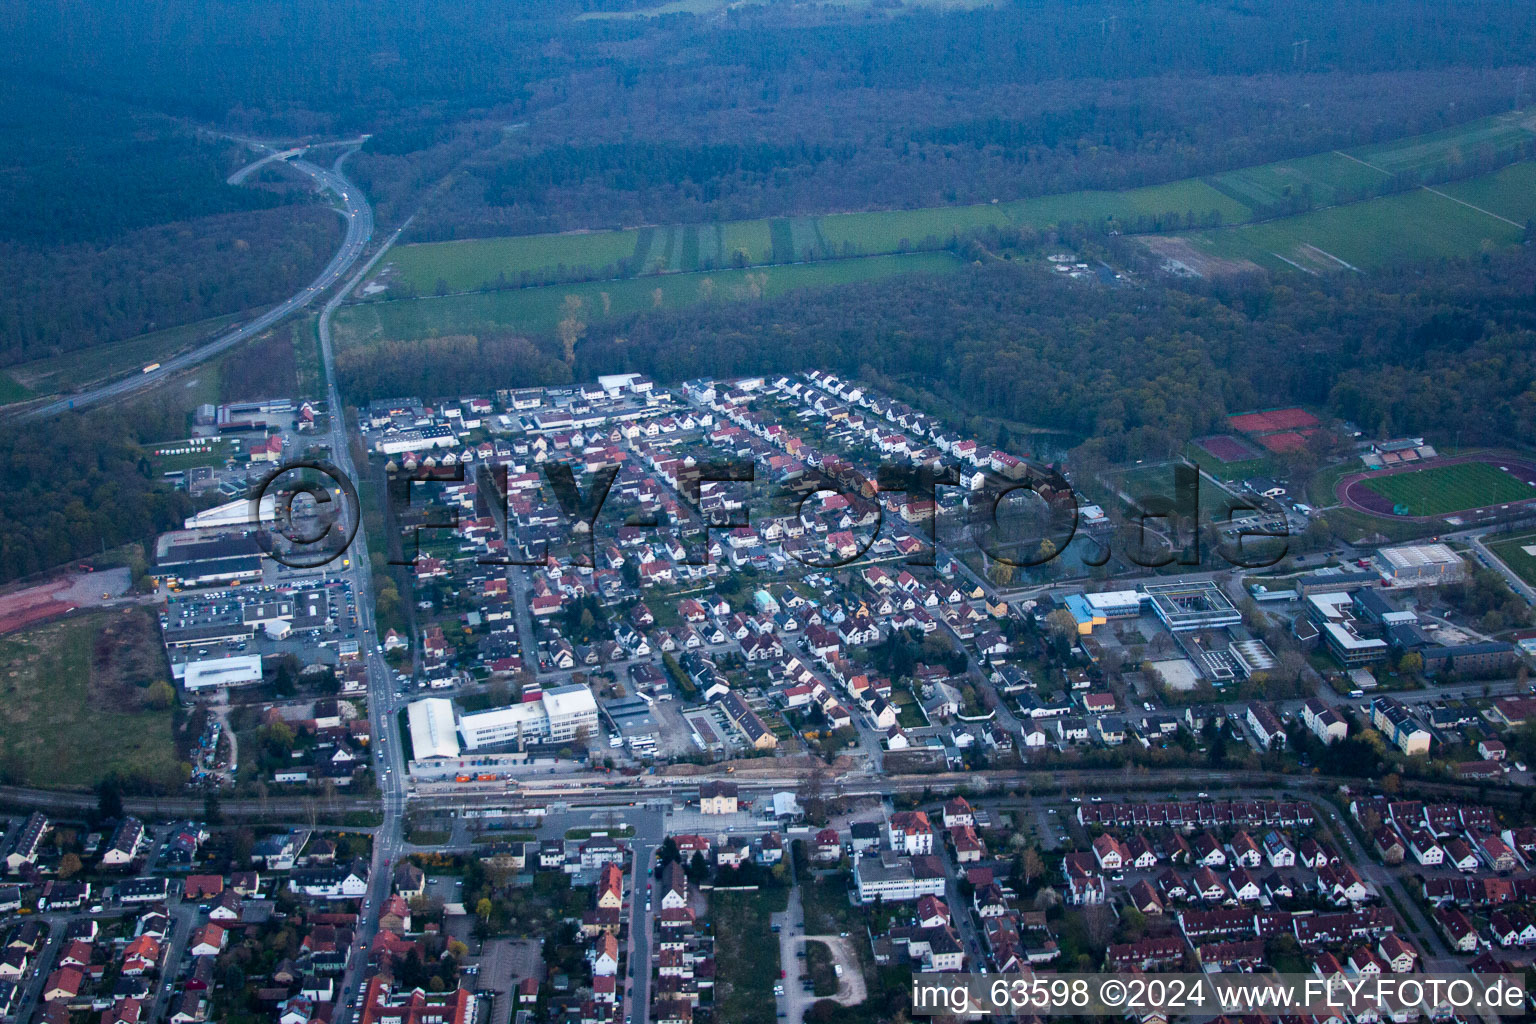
xmin=22 ymin=139 xmax=373 ymax=420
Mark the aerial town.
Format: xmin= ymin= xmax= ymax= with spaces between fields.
xmin=4 ymin=370 xmax=1536 ymax=1024
xmin=16 ymin=2 xmax=1536 ymax=1022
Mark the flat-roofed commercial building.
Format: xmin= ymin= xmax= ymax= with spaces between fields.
xmin=1084 ymin=590 xmax=1144 ymax=618
xmin=456 ymin=684 xmax=599 ymax=750
xmin=854 ymin=851 xmax=947 ymax=903
xmin=542 ymin=684 xmax=599 ymax=742
xmin=177 ymin=655 xmax=264 ymax=691
xmin=1145 ymin=581 xmax=1242 ymax=632
xmin=1379 ymin=543 xmax=1466 ymax=585
xmin=1307 ymin=592 xmax=1389 ymax=667
xmin=154 ymin=535 xmax=265 ymax=586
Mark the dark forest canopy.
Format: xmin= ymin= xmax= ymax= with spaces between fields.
xmin=8 ymin=0 xmax=1536 ymax=585
xmin=0 ymin=80 xmax=343 ymax=367
xmin=8 ymin=0 xmax=1536 ymax=238
xmin=0 ymin=403 xmax=197 ymax=582
xmin=7 ymin=0 xmax=1536 ymax=128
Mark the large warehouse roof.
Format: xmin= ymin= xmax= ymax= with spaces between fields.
xmin=408 ymin=698 xmax=461 ymax=760
xmin=1380 ymin=543 xmax=1461 ymax=569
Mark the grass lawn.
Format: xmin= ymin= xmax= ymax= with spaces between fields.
xmin=405 ymin=828 xmax=451 ymax=845
xmin=0 ymin=374 xmax=33 ymax=405
xmin=1362 ymin=461 xmax=1536 ymax=517
xmin=0 ymin=611 xmax=184 ymax=789
xmin=711 ymin=890 xmax=785 ymax=1024
xmin=891 ymin=688 xmax=927 ymax=729
xmin=1187 ymin=179 xmax=1524 ymax=272
xmin=147 ymin=437 xmax=239 ymax=475
xmin=1112 ymin=461 xmax=1245 ymax=521
xmin=1183 ymin=441 xmax=1273 ymax=483
xmin=1486 ymin=531 xmax=1536 ymax=589
xmin=565 ymin=825 xmax=636 ymax=840
xmin=800 ymin=872 xmax=862 ymax=941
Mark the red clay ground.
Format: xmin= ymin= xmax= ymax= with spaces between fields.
xmin=1258 ymin=429 xmax=1316 ymax=454
xmin=1228 ymin=408 xmax=1319 ymax=433
xmin=1336 ymin=451 xmax=1536 ymax=521
xmin=1195 ymin=434 xmax=1262 ymax=463
xmin=0 ymin=568 xmax=131 ymax=635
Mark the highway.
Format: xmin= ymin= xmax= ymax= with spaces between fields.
xmin=22 ymin=141 xmax=373 ymax=420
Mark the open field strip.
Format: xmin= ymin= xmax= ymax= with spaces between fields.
xmin=373 ymin=111 xmax=1536 ymax=294
xmin=334 ymin=251 xmax=962 ymax=345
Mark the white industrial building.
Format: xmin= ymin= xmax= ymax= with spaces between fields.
xmin=183 ymin=494 xmax=276 ymax=530
xmin=374 ymin=425 xmax=457 ymax=456
xmin=408 ymin=684 xmax=600 ymax=761
xmin=176 ymin=655 xmax=264 ymax=691
xmin=407 ymin=697 xmax=462 ymax=760
xmin=458 ymin=684 xmax=599 ymax=748
xmin=1378 ymin=543 xmax=1466 ymax=585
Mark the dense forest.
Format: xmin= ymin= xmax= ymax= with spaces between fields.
xmin=6 ymin=0 xmax=1536 ymax=240
xmin=0 ymin=403 xmax=197 ymax=581
xmin=428 ymin=69 xmax=1528 ymax=238
xmin=0 ymin=80 xmax=342 ymax=367
xmin=0 ymin=207 xmax=342 ymax=366
xmin=334 ymin=246 xmax=1536 ymax=467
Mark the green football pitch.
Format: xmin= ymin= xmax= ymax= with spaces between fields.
xmin=1361 ymin=461 xmax=1536 ymax=517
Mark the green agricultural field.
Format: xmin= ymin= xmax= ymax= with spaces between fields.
xmin=1437 ymin=160 xmax=1536 ymax=225
xmin=372 ymin=112 xmax=1536 ymax=297
xmin=0 ymin=611 xmax=185 ymax=790
xmin=1350 ymin=112 xmax=1536 ymax=177
xmin=1362 ymin=461 xmax=1536 ymax=517
xmin=385 ymin=230 xmax=641 ymax=292
xmin=375 ymin=177 xmax=1249 ymax=294
xmin=1208 ymin=151 xmax=1387 ymax=210
xmin=1186 ymin=177 xmax=1525 ymax=272
xmin=818 ymin=203 xmax=1011 ymax=253
xmin=996 ymin=178 xmax=1254 ymax=234
xmin=720 ymin=218 xmax=775 ymax=265
xmin=336 ymin=251 xmax=961 ymax=344
xmin=1486 ymin=531 xmax=1536 ymax=589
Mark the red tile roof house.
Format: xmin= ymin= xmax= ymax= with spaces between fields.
xmin=183 ymin=875 xmax=224 ymax=900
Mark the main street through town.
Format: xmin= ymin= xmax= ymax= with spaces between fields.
xmin=313 ymin=196 xmax=413 ymax=1023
